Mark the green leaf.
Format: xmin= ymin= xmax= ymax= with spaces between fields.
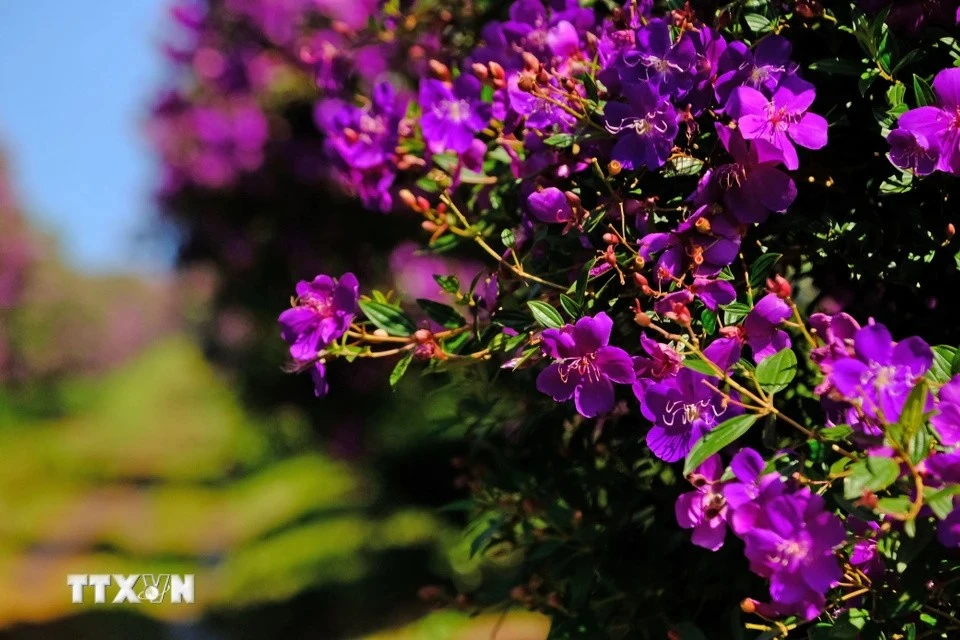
xmin=416 ymin=298 xmax=465 ymax=329
xmin=389 ymin=350 xmax=414 ymax=387
xmin=527 ymin=300 xmax=565 ymax=329
xmin=700 ymin=309 xmax=717 ymax=335
xmin=754 ymin=348 xmax=797 ymax=393
xmin=662 ymin=155 xmax=704 ymax=177
xmin=433 ymin=274 xmax=460 ymax=294
xmin=682 ymin=357 xmax=718 ymax=376
xmin=543 ymin=133 xmax=574 ymax=148
xmin=913 ymin=74 xmax=936 ymax=107
xmin=930 ymin=345 xmax=958 ymax=383
xmin=744 ymin=13 xmax=771 ymax=33
xmin=748 ymin=252 xmax=782 ymax=291
xmin=722 ymin=301 xmax=751 ymax=324
xmin=809 ymin=58 xmax=864 ymax=76
xmin=684 ymin=414 xmax=759 ymax=476
xmin=952 ymin=346 xmax=960 ymax=375
xmin=886 ymin=380 xmax=928 ymax=455
xmin=559 ymin=294 xmax=582 ymax=319
xmin=877 ymin=496 xmax=912 ymax=516
xmin=926 ymin=485 xmax=960 ymax=519
xmin=359 ymin=300 xmax=417 ymax=336
xmin=501 ymin=228 xmax=516 ymax=248
xmin=843 ymin=456 xmax=902 ymax=500
xmin=820 ymin=425 xmax=854 ymax=441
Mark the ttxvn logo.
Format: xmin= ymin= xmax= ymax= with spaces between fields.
xmin=67 ymin=574 xmax=194 ymax=604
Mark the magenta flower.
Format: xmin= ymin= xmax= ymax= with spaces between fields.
xmin=894 ymin=67 xmax=960 ymax=174
xmin=310 ymin=362 xmax=329 ymax=398
xmin=419 ymin=75 xmax=490 ymax=154
xmin=744 ymin=293 xmax=792 ymax=362
xmin=727 ymin=75 xmax=828 ymax=170
xmin=829 ymin=323 xmax=932 ymax=423
xmin=675 ymin=454 xmax=730 ymax=551
xmin=933 ymin=376 xmax=960 ymax=446
xmin=693 ymin=124 xmax=797 ymax=224
xmin=641 ymin=368 xmax=742 ymax=462
xmin=536 ymin=312 xmax=636 ymax=418
xmin=886 ymin=129 xmax=939 ymax=176
xmin=527 ymin=187 xmax=574 ymax=224
xmin=740 ymin=488 xmax=845 ymax=621
xmin=604 ymin=82 xmax=678 ymax=170
xmin=278 ymin=273 xmax=359 ymax=361
xmin=638 ymin=207 xmax=742 ymax=282
xmin=715 ymin=36 xmax=795 ymax=106
xmin=632 ymin=333 xmax=682 ymax=410
xmin=619 ymin=18 xmax=696 ymax=97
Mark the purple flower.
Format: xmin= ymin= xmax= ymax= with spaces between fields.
xmin=887 ymin=129 xmax=939 ymax=176
xmin=744 ymin=294 xmax=792 ymax=363
xmin=933 ymin=375 xmax=960 ymax=446
xmin=641 ymin=368 xmax=742 ymax=462
xmin=619 ymin=19 xmax=696 ymax=97
xmin=632 ymin=333 xmax=682 ymax=407
xmin=278 ymin=273 xmax=359 ymax=361
xmin=727 ymin=75 xmax=828 ymax=170
xmin=536 ymin=312 xmax=636 ymax=417
xmin=507 ymin=74 xmax=578 ymax=131
xmin=675 ymin=454 xmax=730 ymax=550
xmin=527 ymin=187 xmax=575 ymax=224
xmin=604 ymin=82 xmax=678 ymax=170
xmin=829 ymin=323 xmax=933 ymax=423
xmin=419 ymin=75 xmax=490 ymax=154
xmin=740 ymin=488 xmax=845 ymax=621
xmin=693 ymin=124 xmax=797 ymax=224
xmin=310 ymin=361 xmax=329 ymax=397
xmin=638 ymin=207 xmax=742 ymax=282
xmin=684 ymin=27 xmax=727 ymax=114
xmin=894 ymin=67 xmax=960 ymax=174
xmin=715 ymin=36 xmax=795 ymax=106
xmin=939 ymin=507 xmax=960 ymax=548
xmin=724 ymin=448 xmax=785 ymax=536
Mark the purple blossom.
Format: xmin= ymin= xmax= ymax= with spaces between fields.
xmin=744 ymin=294 xmax=792 ymax=362
xmin=619 ymin=19 xmax=696 ymax=97
xmin=278 ymin=273 xmax=359 ymax=361
xmin=829 ymin=323 xmax=933 ymax=423
xmin=536 ymin=312 xmax=636 ymax=417
xmin=740 ymin=488 xmax=845 ymax=620
xmin=894 ymin=67 xmax=960 ymax=174
xmin=727 ymin=75 xmax=828 ymax=170
xmin=632 ymin=333 xmax=682 ymax=406
xmin=604 ymin=82 xmax=678 ymax=170
xmin=886 ymin=129 xmax=939 ymax=176
xmin=932 ymin=375 xmax=960 ymax=446
xmin=420 ymin=75 xmax=490 ymax=154
xmin=527 ymin=187 xmax=575 ymax=224
xmin=507 ymin=74 xmax=578 ymax=131
xmin=310 ymin=361 xmax=329 ymax=397
xmin=675 ymin=454 xmax=730 ymax=550
xmin=638 ymin=207 xmax=742 ymax=282
xmin=693 ymin=124 xmax=797 ymax=224
xmin=641 ymin=368 xmax=742 ymax=462
xmin=685 ymin=26 xmax=727 ymax=114
xmin=715 ymin=36 xmax=795 ymax=106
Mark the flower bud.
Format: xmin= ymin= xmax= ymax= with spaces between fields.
xmin=517 ymin=73 xmax=536 ymax=93
xmin=488 ymin=61 xmax=505 ymax=81
xmin=634 ymin=311 xmax=652 ymax=327
xmin=740 ymin=598 xmax=758 ymax=614
xmin=766 ymin=274 xmax=792 ymax=299
xmin=418 ymin=585 xmax=446 ymax=602
xmin=948 ymin=222 xmax=956 ymax=238
xmin=471 ymin=62 xmax=488 ymax=80
xmin=399 ymin=189 xmax=419 ymax=211
xmin=694 ymin=216 xmax=711 ymax=234
xmin=509 ymin=586 xmax=528 ymax=602
xmin=607 ymin=159 xmax=622 ymax=176
xmin=414 ymin=328 xmax=433 ymax=343
xmin=428 ymin=59 xmax=450 ymax=81
xmin=521 ymin=51 xmax=540 ymax=72
xmin=602 ymin=232 xmax=619 ymax=245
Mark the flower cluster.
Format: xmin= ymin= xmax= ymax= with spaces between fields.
xmin=157 ymin=0 xmax=960 ymax=635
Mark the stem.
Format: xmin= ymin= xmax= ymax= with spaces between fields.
xmin=440 ymin=194 xmax=568 ymax=291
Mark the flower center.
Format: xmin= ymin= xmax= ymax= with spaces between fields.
xmin=717 ymin=163 xmax=748 ymax=190
xmin=303 ymin=293 xmax=332 ymax=317
xmin=559 ymin=353 xmax=600 ymax=383
xmin=437 ymin=98 xmax=473 ymax=124
xmin=663 ymin=399 xmax=718 ymax=427
xmin=771 ymin=537 xmax=811 ymax=567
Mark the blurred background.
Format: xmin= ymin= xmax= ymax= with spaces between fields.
xmin=0 ymin=1 xmax=546 ymax=638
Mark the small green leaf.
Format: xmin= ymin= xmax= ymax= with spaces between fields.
xmin=359 ymin=300 xmax=417 ymax=336
xmin=820 ymin=425 xmax=854 ymax=441
xmin=684 ymin=414 xmax=759 ymax=476
xmin=543 ymin=133 xmax=575 ymax=148
xmin=559 ymin=294 xmax=582 ymax=319
xmin=748 ymin=252 xmax=782 ymax=292
xmin=527 ymin=300 xmax=565 ymax=329
xmin=843 ymin=456 xmax=902 ymax=500
xmin=433 ymin=274 xmax=460 ymax=294
xmin=755 ymin=348 xmax=797 ymax=393
xmin=809 ymin=58 xmax=865 ymax=77
xmin=722 ymin=301 xmax=751 ymax=324
xmin=886 ymin=380 xmax=928 ymax=454
xmin=682 ymin=357 xmax=718 ymax=376
xmin=930 ymin=345 xmax=958 ymax=383
xmin=389 ymin=350 xmax=414 ymax=387
xmin=501 ymin=228 xmax=516 ymax=248
xmin=913 ymin=74 xmax=936 ymax=107
xmin=416 ymin=298 xmax=465 ymax=329
xmin=700 ymin=309 xmax=717 ymax=335
xmin=744 ymin=13 xmax=771 ymax=33
xmin=926 ymin=485 xmax=960 ymax=519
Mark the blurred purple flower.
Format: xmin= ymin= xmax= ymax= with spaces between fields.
xmin=278 ymin=273 xmax=359 ymax=361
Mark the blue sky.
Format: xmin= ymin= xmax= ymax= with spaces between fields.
xmin=0 ymin=0 xmax=174 ymax=274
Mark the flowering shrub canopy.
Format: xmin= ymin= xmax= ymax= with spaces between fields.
xmin=153 ymin=0 xmax=960 ymax=637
